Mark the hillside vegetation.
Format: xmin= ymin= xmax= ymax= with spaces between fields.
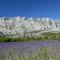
xmin=0 ymin=31 xmax=60 ymax=42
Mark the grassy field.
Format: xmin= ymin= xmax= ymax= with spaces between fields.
xmin=0 ymin=46 xmax=60 ymax=60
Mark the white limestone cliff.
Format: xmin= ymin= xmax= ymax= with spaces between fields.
xmin=0 ymin=16 xmax=60 ymax=37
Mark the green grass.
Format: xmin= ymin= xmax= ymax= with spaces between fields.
xmin=0 ymin=47 xmax=60 ymax=60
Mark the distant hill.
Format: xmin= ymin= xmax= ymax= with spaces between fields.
xmin=0 ymin=16 xmax=60 ymax=37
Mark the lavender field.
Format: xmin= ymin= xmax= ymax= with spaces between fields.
xmin=0 ymin=40 xmax=60 ymax=60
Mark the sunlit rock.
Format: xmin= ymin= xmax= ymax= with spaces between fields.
xmin=0 ymin=16 xmax=60 ymax=36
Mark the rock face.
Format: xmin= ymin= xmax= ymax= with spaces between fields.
xmin=0 ymin=16 xmax=60 ymax=36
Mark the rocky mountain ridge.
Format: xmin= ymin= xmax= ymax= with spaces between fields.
xmin=0 ymin=16 xmax=60 ymax=37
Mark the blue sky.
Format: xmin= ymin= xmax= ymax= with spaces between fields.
xmin=0 ymin=0 xmax=60 ymax=19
